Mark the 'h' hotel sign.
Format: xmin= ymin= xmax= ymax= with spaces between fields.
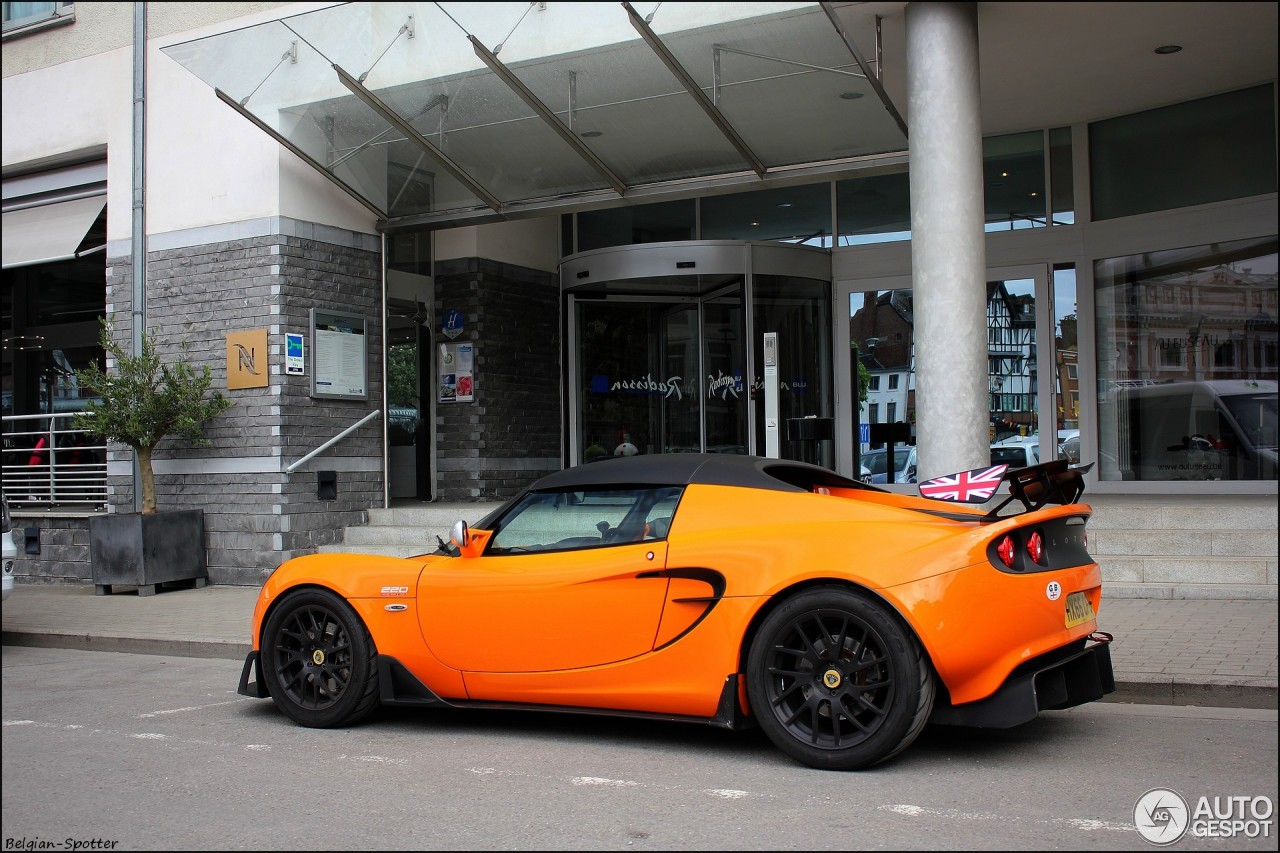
xmin=226 ymin=329 xmax=269 ymax=390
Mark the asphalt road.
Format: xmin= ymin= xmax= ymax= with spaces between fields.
xmin=2 ymin=645 xmax=1276 ymax=851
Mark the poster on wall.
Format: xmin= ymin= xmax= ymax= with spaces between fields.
xmin=439 ymin=341 xmax=475 ymax=403
xmin=310 ymin=308 xmax=368 ymax=400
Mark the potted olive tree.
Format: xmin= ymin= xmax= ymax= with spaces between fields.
xmin=75 ymin=320 xmax=233 ymax=595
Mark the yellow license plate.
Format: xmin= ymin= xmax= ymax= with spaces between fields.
xmin=1065 ymin=591 xmax=1095 ymax=628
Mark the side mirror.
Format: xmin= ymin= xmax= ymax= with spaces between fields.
xmin=450 ymin=519 xmax=492 ymax=558
xmin=450 ymin=520 xmax=468 ymax=549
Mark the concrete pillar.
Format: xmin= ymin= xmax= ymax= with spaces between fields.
xmin=905 ymin=2 xmax=989 ymax=479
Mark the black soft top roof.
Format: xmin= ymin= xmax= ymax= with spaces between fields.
xmin=530 ymin=453 xmax=871 ymax=493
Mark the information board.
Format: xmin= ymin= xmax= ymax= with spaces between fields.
xmin=310 ymin=308 xmax=368 ymax=400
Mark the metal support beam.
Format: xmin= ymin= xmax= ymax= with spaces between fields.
xmin=623 ymin=1 xmax=766 ymax=179
xmin=469 ymin=36 xmax=627 ymax=197
xmin=215 ymin=89 xmax=385 ymax=218
xmin=820 ymin=1 xmax=908 ymax=138
xmin=333 ymin=64 xmax=504 ymax=212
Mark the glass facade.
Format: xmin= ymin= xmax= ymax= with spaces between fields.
xmin=1095 ymin=236 xmax=1278 ymax=482
xmin=1090 ymin=84 xmax=1277 ymax=221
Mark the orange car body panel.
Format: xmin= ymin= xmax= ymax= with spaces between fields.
xmin=250 ymin=477 xmax=1101 ymax=718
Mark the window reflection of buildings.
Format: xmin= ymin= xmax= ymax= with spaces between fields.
xmin=852 ymin=286 xmax=1048 ymax=440
xmin=1128 ymin=263 xmax=1278 ymax=383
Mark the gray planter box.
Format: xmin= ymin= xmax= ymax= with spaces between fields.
xmin=89 ymin=509 xmax=208 ymax=596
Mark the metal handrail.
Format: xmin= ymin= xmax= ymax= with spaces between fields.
xmin=285 ymin=408 xmax=381 ymax=474
xmin=2 ymin=412 xmax=108 ymax=509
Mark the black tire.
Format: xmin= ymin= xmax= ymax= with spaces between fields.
xmin=260 ymin=588 xmax=381 ymax=728
xmin=746 ymin=586 xmax=934 ymax=770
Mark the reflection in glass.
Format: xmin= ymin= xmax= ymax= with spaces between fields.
xmin=575 ymin=300 xmax=700 ymax=464
xmin=850 ymin=289 xmax=914 ymax=462
xmin=988 ymin=278 xmax=1038 ymax=447
xmin=1095 ymin=236 xmax=1278 ymax=481
xmin=578 ymin=200 xmax=695 ymax=253
xmin=1090 ymin=84 xmax=1277 ymax=221
xmin=984 ymin=131 xmax=1046 ymax=232
xmin=702 ymin=184 xmax=831 ymax=247
xmin=836 ymin=170 xmax=910 ymax=246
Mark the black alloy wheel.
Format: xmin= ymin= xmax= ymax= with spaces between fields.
xmin=261 ymin=588 xmax=380 ymax=728
xmin=747 ymin=586 xmax=934 ymax=770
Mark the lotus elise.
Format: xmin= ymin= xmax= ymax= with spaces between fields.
xmin=239 ymin=454 xmax=1114 ymax=770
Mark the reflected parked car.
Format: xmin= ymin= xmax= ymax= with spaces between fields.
xmin=858 ymin=446 xmax=918 ymax=484
xmin=1060 ymin=433 xmax=1081 ymax=464
xmin=2 ymin=496 xmax=16 ymax=602
xmin=990 ymin=436 xmax=1041 ymax=469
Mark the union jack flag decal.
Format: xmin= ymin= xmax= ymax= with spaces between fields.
xmin=918 ymin=464 xmax=1009 ymax=503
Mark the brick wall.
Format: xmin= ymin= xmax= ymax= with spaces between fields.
xmin=434 ymin=257 xmax=561 ymax=500
xmin=90 ymin=229 xmax=383 ymax=586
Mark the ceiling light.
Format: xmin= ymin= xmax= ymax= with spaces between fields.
xmin=839 ymin=91 xmax=864 ymax=100
xmin=1154 ymin=44 xmax=1182 ymax=55
xmin=777 ymin=203 xmax=793 ymax=208
xmin=750 ymin=221 xmax=760 ymax=226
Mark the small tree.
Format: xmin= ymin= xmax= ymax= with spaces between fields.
xmin=74 ymin=320 xmax=233 ymax=515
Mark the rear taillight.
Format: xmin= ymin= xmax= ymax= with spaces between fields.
xmin=1026 ymin=530 xmax=1044 ymax=565
xmin=996 ymin=535 xmax=1016 ymax=568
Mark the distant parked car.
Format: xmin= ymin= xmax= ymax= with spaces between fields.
xmin=2 ymin=496 xmax=16 ymax=602
xmin=858 ymin=446 xmax=917 ymax=484
xmin=990 ymin=437 xmax=1041 ymax=469
xmin=1060 ymin=433 xmax=1081 ymax=464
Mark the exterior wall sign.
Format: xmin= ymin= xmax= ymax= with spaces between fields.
xmin=442 ymin=309 xmax=465 ymax=340
xmin=285 ymin=333 xmax=305 ymax=376
xmin=310 ymin=308 xmax=368 ymax=400
xmin=439 ymin=341 xmax=475 ymax=403
xmin=226 ymin=329 xmax=269 ymax=390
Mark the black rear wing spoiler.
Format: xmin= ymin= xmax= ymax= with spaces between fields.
xmin=982 ymin=460 xmax=1093 ymax=521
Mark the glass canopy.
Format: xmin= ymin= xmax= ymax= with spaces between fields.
xmin=163 ymin=1 xmax=907 ymax=227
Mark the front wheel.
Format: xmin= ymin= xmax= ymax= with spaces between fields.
xmin=260 ymin=588 xmax=381 ymax=728
xmin=746 ymin=586 xmax=934 ymax=770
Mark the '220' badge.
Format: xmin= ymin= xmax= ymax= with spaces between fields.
xmin=381 ymin=586 xmax=410 ymax=596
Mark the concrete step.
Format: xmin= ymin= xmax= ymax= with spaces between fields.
xmin=326 ymin=501 xmax=503 ymax=557
xmin=316 ymin=543 xmax=441 ymax=559
xmin=366 ymin=502 xmax=502 ymax=528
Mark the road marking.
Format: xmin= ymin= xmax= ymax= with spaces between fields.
xmin=139 ymin=698 xmax=249 ymax=718
xmin=571 ymin=776 xmax=641 ymax=788
xmin=881 ymin=804 xmax=1133 ymax=834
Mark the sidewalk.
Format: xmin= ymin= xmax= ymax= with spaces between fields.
xmin=2 ymin=583 xmax=1276 ymax=710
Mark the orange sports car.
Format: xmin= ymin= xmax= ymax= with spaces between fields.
xmin=238 ymin=454 xmax=1114 ymax=770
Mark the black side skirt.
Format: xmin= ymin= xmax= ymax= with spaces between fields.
xmin=241 ymin=651 xmax=747 ymax=730
xmin=930 ymin=634 xmax=1115 ymax=728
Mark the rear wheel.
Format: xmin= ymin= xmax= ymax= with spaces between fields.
xmin=260 ymin=588 xmax=380 ymax=728
xmin=746 ymin=586 xmax=934 ymax=770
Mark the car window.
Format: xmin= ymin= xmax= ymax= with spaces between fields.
xmin=991 ymin=446 xmax=1032 ymax=466
xmin=862 ymin=448 xmax=913 ymax=476
xmin=487 ymin=486 xmax=683 ymax=554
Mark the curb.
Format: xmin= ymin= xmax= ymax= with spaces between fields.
xmin=2 ymin=631 xmax=250 ymax=662
xmin=1105 ymin=678 xmax=1278 ymax=711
